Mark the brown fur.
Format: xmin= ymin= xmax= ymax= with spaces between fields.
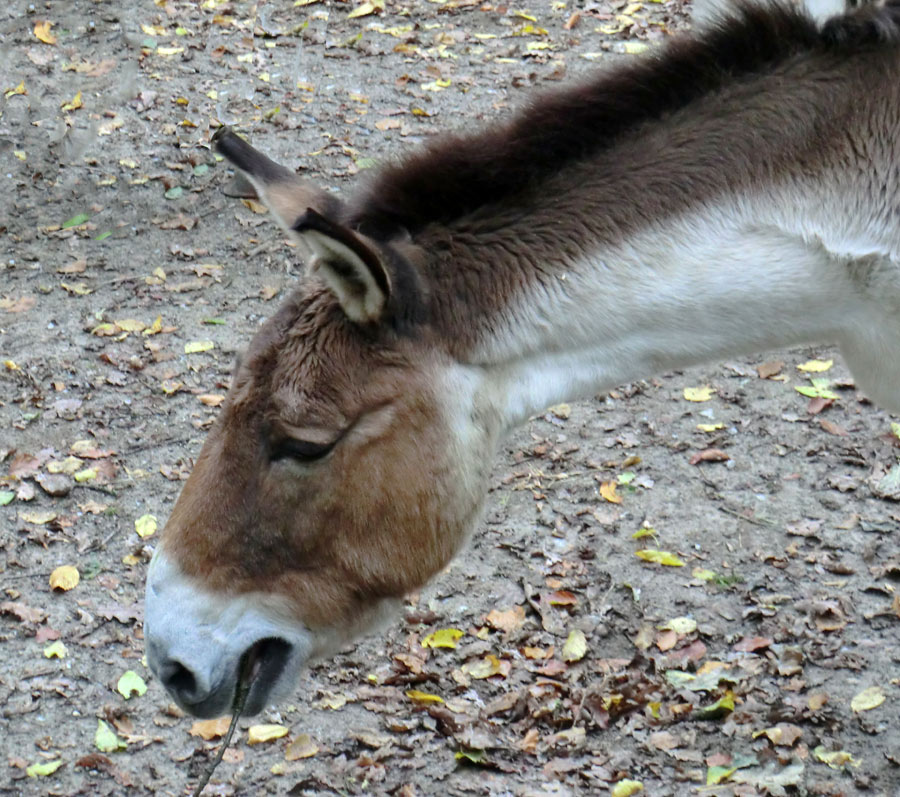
xmin=162 ymin=2 xmax=900 ymax=629
xmin=347 ymin=1 xmax=900 ymax=239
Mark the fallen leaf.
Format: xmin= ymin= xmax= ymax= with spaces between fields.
xmin=405 ymin=689 xmax=444 ymax=704
xmin=659 ymin=616 xmax=697 ymax=635
xmin=184 ymin=340 xmax=214 ymax=354
xmin=348 ymin=0 xmax=384 ymax=18
xmin=285 ymin=733 xmax=319 ymax=760
xmin=197 ymin=394 xmax=225 ymax=407
xmin=248 ymin=724 xmax=289 ymax=745
xmin=21 ymin=509 xmax=58 ymax=525
xmin=813 ymin=746 xmax=859 ymax=770
xmin=689 ymin=448 xmax=730 ymax=465
xmin=562 ymin=629 xmax=587 ymax=662
xmin=49 ymin=565 xmax=79 ymax=591
xmin=422 ymin=628 xmax=464 ymax=649
xmin=635 ymin=549 xmax=685 ymax=567
xmin=683 ymin=386 xmax=714 ymax=402
xmin=134 ymin=514 xmax=157 ymax=538
xmin=95 ymin=719 xmax=127 ymax=752
xmin=27 ymin=760 xmax=63 ymax=777
xmin=611 ymin=780 xmax=643 ymax=797
xmin=851 ymin=686 xmax=885 ymax=713
xmin=797 ymin=358 xmax=833 ymax=372
xmin=61 ymin=91 xmax=83 ymax=111
xmin=485 ymin=605 xmax=526 ymax=633
xmin=599 ymin=480 xmax=622 ymax=504
xmin=34 ymin=20 xmax=57 ymax=44
xmin=43 ymin=640 xmax=68 ymax=659
xmin=189 ymin=716 xmax=230 ymax=740
xmin=117 ymin=670 xmax=148 ymax=699
xmin=462 ymin=654 xmax=504 ymax=679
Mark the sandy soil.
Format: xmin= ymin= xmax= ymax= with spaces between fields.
xmin=2 ymin=0 xmax=899 ymax=795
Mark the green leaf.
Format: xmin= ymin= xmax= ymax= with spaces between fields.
xmin=117 ymin=670 xmax=148 ymax=699
xmin=27 ymin=760 xmax=63 ymax=777
xmin=0 ymin=490 xmax=14 ymax=506
xmin=164 ymin=186 xmax=183 ymax=200
xmin=63 ymin=213 xmax=90 ymax=228
xmin=455 ymin=747 xmax=487 ymax=765
xmin=95 ymin=230 xmax=112 ymax=241
xmin=202 ymin=317 xmax=226 ymax=325
xmin=706 ymin=765 xmax=737 ymax=785
xmin=192 ymin=163 xmax=209 ymax=177
xmin=95 ymin=719 xmax=127 ymax=752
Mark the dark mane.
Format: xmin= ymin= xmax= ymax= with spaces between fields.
xmin=348 ymin=0 xmax=900 ymax=238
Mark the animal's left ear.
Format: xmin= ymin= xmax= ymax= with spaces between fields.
xmin=292 ymin=208 xmax=391 ymax=324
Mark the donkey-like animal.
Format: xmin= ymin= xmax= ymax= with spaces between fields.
xmin=145 ymin=2 xmax=900 ymax=718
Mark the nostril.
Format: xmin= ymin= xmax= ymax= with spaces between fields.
xmin=160 ymin=659 xmax=198 ymax=700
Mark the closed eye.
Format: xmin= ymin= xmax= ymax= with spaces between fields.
xmin=270 ymin=437 xmax=336 ymax=463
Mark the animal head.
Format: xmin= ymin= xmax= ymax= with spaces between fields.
xmin=144 ymin=131 xmax=499 ymax=717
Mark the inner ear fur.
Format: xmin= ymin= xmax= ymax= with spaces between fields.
xmin=292 ymin=209 xmax=392 ymax=324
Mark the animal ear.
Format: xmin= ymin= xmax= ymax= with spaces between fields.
xmin=212 ymin=127 xmax=340 ymax=238
xmin=293 ymin=208 xmax=391 ymax=324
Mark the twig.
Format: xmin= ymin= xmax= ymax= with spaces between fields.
xmin=191 ymin=653 xmax=255 ymax=796
xmin=716 ymin=504 xmax=776 ymax=527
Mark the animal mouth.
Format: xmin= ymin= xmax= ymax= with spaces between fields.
xmin=240 ymin=637 xmax=294 ymax=712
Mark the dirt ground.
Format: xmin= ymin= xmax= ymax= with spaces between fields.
xmin=2 ymin=0 xmax=899 ymax=795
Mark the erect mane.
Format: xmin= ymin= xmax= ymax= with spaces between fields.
xmin=348 ymin=0 xmax=900 ymax=238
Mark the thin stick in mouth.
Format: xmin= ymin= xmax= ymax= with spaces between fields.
xmin=189 ymin=648 xmax=259 ymax=797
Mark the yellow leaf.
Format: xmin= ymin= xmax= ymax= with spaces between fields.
xmin=140 ymin=23 xmax=166 ymax=35
xmin=4 ymin=359 xmax=19 ymax=370
xmin=850 ymin=686 xmax=885 ymax=713
xmin=422 ymin=628 xmax=465 ymax=649
xmin=184 ymin=340 xmax=214 ymax=354
xmin=21 ymin=510 xmax=58 ymax=525
xmin=635 ymin=549 xmax=685 ymax=567
xmin=462 ymin=654 xmax=503 ymax=679
xmin=562 ymin=629 xmax=587 ymax=662
xmin=117 ymin=670 xmax=148 ymax=699
xmin=143 ymin=314 xmax=163 ymax=335
xmin=114 ymin=318 xmax=146 ymax=333
xmin=421 ymin=79 xmax=452 ymax=91
xmin=348 ymin=0 xmax=384 ymax=18
xmin=189 ymin=717 xmax=231 ymax=740
xmin=61 ymin=282 xmax=93 ymax=296
xmin=797 ymin=358 xmax=833 ymax=373
xmin=405 ymin=689 xmax=444 ymax=704
xmin=512 ymin=10 xmax=537 ymax=21
xmin=34 ymin=20 xmax=57 ymax=44
xmin=814 ymin=745 xmax=860 ymax=769
xmin=122 ymin=554 xmax=142 ymax=566
xmin=248 ymin=724 xmax=289 ymax=745
xmin=61 ymin=91 xmax=83 ymax=112
xmin=548 ymin=403 xmax=570 ymax=419
xmin=631 ymin=526 xmax=656 ymax=540
xmin=156 ymin=46 xmax=184 ymax=56
xmin=683 ymin=386 xmax=714 ymax=402
xmin=5 ymin=81 xmax=27 ymax=99
xmin=49 ymin=565 xmax=79 ymax=591
xmin=623 ymin=41 xmax=648 ymax=54
xmin=658 ymin=616 xmax=696 ymax=634
xmin=285 ymin=733 xmax=319 ymax=760
xmin=611 ymin=780 xmax=644 ymax=797
xmin=74 ymin=468 xmax=96 ymax=483
xmin=697 ymin=423 xmax=724 ymax=432
xmin=44 ymin=640 xmax=68 ymax=659
xmin=134 ymin=514 xmax=158 ymax=538
xmin=692 ymin=567 xmax=717 ymax=581
xmin=599 ymin=480 xmax=622 ymax=504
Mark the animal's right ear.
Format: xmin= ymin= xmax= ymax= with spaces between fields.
xmin=212 ymin=127 xmax=339 ymax=238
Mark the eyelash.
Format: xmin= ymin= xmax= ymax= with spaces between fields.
xmin=270 ymin=438 xmax=336 ymax=463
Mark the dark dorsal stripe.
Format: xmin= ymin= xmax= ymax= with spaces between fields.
xmin=348 ymin=1 xmax=900 ymax=239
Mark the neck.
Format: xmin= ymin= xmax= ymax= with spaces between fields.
xmin=450 ymin=193 xmax=885 ymax=430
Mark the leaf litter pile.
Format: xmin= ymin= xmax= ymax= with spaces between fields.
xmin=1 ymin=0 xmax=899 ymax=794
